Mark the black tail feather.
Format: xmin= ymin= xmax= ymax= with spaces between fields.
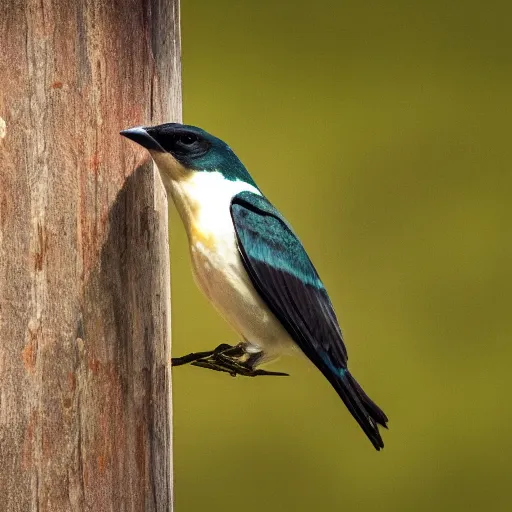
xmin=321 ymin=363 xmax=388 ymax=450
xmin=345 ymin=371 xmax=389 ymax=428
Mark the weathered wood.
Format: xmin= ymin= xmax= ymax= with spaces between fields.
xmin=0 ymin=0 xmax=181 ymax=510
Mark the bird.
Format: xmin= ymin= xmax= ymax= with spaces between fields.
xmin=120 ymin=122 xmax=388 ymax=450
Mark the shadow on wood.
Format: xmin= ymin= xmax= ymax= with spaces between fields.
xmin=78 ymin=163 xmax=172 ymax=510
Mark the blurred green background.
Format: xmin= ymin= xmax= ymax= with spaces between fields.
xmin=172 ymin=1 xmax=512 ymax=510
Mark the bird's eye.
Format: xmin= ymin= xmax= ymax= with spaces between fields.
xmin=176 ymin=133 xmax=198 ymax=145
xmin=150 ymin=127 xmax=210 ymax=161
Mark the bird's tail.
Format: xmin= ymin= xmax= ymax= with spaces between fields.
xmin=322 ymin=363 xmax=388 ymax=450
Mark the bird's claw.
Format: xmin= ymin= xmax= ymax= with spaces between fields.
xmin=189 ymin=358 xmax=238 ymax=376
xmin=193 ymin=352 xmax=289 ymax=377
xmin=172 ymin=343 xmax=289 ymax=377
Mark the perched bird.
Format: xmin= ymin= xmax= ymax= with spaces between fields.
xmin=121 ymin=123 xmax=388 ymax=450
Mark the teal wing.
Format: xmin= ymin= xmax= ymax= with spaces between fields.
xmin=230 ymin=191 xmax=387 ymax=450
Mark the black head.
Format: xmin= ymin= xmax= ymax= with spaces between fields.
xmin=120 ymin=123 xmax=255 ymax=184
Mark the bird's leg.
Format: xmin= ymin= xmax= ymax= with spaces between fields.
xmin=172 ymin=342 xmax=289 ymax=377
xmin=214 ymin=353 xmax=289 ymax=377
xmin=192 ymin=344 xmax=289 ymax=378
xmin=171 ymin=343 xmax=236 ymax=367
xmin=189 ymin=343 xmax=250 ymax=377
xmin=192 ymin=355 xmax=249 ymax=377
xmin=188 ymin=358 xmax=239 ymax=375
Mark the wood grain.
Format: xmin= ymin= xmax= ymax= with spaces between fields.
xmin=0 ymin=0 xmax=181 ymax=510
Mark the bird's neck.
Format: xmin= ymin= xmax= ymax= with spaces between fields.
xmin=164 ymin=170 xmax=261 ymax=243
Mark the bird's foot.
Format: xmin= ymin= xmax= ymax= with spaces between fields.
xmin=171 ymin=343 xmax=236 ymax=367
xmin=192 ymin=354 xmax=289 ymax=377
xmin=172 ymin=343 xmax=289 ymax=378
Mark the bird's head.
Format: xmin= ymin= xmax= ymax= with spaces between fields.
xmin=120 ymin=123 xmax=256 ymax=190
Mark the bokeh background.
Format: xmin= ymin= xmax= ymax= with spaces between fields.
xmin=172 ymin=1 xmax=512 ymax=510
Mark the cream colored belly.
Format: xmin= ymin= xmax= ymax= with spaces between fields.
xmin=189 ymin=233 xmax=292 ymax=357
xmin=162 ymin=168 xmax=293 ymax=357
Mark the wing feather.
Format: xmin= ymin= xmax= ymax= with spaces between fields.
xmin=230 ymin=191 xmax=387 ymax=449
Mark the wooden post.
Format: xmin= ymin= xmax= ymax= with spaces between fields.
xmin=0 ymin=1 xmax=181 ymax=510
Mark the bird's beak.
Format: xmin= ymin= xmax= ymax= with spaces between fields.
xmin=120 ymin=126 xmax=165 ymax=152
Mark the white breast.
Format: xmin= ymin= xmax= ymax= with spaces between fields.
xmin=168 ymin=171 xmax=292 ymax=355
